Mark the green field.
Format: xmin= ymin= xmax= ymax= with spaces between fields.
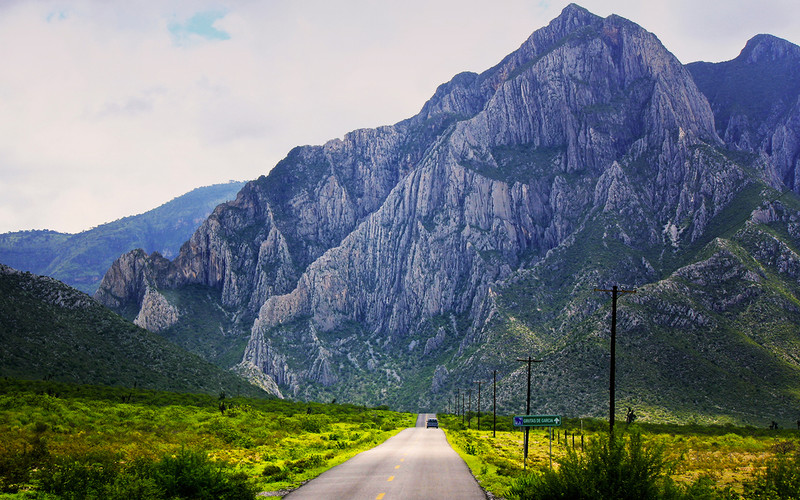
xmin=0 ymin=379 xmax=413 ymax=499
xmin=3 ymin=378 xmax=800 ymax=499
xmin=440 ymin=414 xmax=800 ymax=499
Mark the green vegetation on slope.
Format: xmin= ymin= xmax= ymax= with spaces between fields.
xmin=0 ymin=265 xmax=264 ymax=398
xmin=159 ymin=285 xmax=254 ymax=369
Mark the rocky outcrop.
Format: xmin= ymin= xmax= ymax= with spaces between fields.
xmin=134 ymin=287 xmax=179 ymax=332
xmin=232 ymin=362 xmax=283 ymax=398
xmin=94 ymin=249 xmax=170 ymax=309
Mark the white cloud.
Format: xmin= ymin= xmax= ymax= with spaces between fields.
xmin=0 ymin=0 xmax=798 ymax=234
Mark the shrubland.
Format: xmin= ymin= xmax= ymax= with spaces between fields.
xmin=440 ymin=413 xmax=800 ymax=499
xmin=0 ymin=378 xmax=413 ymax=499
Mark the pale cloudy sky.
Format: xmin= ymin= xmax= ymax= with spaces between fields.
xmin=1 ymin=0 xmax=798 ymax=234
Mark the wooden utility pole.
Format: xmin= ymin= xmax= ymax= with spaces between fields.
xmin=468 ymin=388 xmax=472 ymax=428
xmin=473 ymin=380 xmax=483 ymax=430
xmin=595 ymin=285 xmax=636 ymax=437
xmin=516 ymin=356 xmax=543 ymax=469
xmin=493 ymin=370 xmax=497 ymax=438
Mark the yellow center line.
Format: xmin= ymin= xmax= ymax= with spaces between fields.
xmin=388 ymin=475 xmax=395 ymax=482
xmin=400 ymin=458 xmax=405 ymax=462
xmin=394 ymin=465 xmax=400 ymax=469
xmin=376 ymin=493 xmax=386 ymax=500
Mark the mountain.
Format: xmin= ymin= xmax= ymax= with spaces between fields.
xmin=0 ymin=263 xmax=272 ymax=397
xmin=94 ymin=5 xmax=800 ymax=424
xmin=0 ymin=181 xmax=245 ymax=295
xmin=687 ymin=34 xmax=800 ymax=192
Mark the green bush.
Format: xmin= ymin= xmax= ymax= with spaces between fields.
xmin=151 ymin=448 xmax=257 ymax=500
xmin=261 ymin=463 xmax=289 ymax=481
xmin=36 ymin=450 xmax=122 ymax=500
xmin=286 ymin=454 xmax=325 ymax=474
xmin=0 ymin=430 xmax=51 ymax=492
xmin=506 ymin=432 xmax=685 ymax=500
xmin=743 ymin=451 xmax=800 ymax=499
xmin=298 ymin=414 xmax=330 ymax=433
xmin=33 ymin=448 xmax=257 ymax=500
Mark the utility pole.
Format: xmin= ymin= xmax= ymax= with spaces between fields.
xmin=468 ymin=388 xmax=472 ymax=428
xmin=516 ymin=356 xmax=543 ymax=469
xmin=595 ymin=285 xmax=636 ymax=437
xmin=493 ymin=370 xmax=497 ymax=438
xmin=473 ymin=380 xmax=483 ymax=430
xmin=456 ymin=388 xmax=460 ymax=420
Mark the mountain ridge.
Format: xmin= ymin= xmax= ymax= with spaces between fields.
xmin=93 ymin=5 xmax=800 ymax=423
xmin=0 ymin=181 xmax=245 ymax=294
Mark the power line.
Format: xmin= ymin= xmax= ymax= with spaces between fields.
xmin=493 ymin=370 xmax=497 ymax=438
xmin=473 ymin=380 xmax=483 ymax=430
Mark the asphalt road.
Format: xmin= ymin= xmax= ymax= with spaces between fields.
xmin=283 ymin=413 xmax=486 ymax=500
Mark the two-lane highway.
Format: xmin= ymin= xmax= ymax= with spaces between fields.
xmin=283 ymin=413 xmax=486 ymax=500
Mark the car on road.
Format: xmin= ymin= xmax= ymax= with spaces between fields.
xmin=426 ymin=417 xmax=438 ymax=428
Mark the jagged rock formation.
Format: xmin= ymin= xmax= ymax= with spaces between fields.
xmin=94 ymin=4 xmax=800 ymax=422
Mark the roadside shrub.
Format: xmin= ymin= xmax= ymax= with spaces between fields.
xmin=298 ymin=414 xmax=330 ymax=433
xmin=100 ymin=471 xmax=163 ymax=500
xmin=286 ymin=454 xmax=325 ymax=474
xmin=506 ymin=432 xmax=743 ymax=500
xmin=36 ymin=450 xmax=121 ymax=499
xmin=152 ymin=448 xmax=257 ymax=500
xmin=262 ymin=464 xmax=289 ymax=481
xmin=34 ymin=448 xmax=257 ymax=500
xmin=0 ymin=430 xmax=51 ymax=492
xmin=743 ymin=451 xmax=800 ymax=499
xmin=506 ymin=432 xmax=672 ymax=500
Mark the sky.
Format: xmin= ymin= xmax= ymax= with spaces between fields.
xmin=1 ymin=0 xmax=798 ymax=234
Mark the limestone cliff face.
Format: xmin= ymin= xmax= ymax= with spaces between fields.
xmin=96 ymin=82 xmax=477 ymax=328
xmin=240 ymin=4 xmax=739 ymax=390
xmin=94 ymin=249 xmax=178 ymax=332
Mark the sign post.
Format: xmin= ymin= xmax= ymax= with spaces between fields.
xmin=514 ymin=415 xmax=562 ymax=469
xmin=516 ymin=357 xmax=543 ymax=469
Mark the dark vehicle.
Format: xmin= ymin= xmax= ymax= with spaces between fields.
xmin=426 ymin=417 xmax=439 ymax=428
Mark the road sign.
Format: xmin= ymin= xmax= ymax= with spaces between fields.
xmin=513 ymin=415 xmax=562 ymax=427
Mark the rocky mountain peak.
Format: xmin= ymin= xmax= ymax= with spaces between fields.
xmin=738 ymin=34 xmax=800 ymax=64
xmin=688 ymin=34 xmax=800 ymax=194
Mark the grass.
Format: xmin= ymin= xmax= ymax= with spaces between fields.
xmin=0 ymin=378 xmax=414 ymax=498
xmin=439 ymin=414 xmax=800 ymax=498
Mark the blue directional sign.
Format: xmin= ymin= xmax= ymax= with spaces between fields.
xmin=513 ymin=415 xmax=562 ymax=427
